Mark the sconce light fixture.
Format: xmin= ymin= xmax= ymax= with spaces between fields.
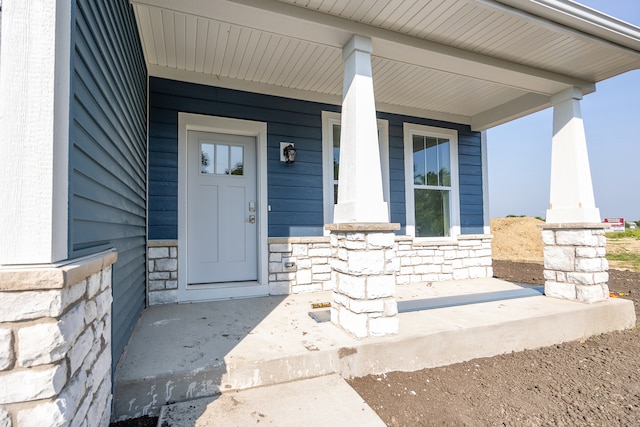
xmin=280 ymin=142 xmax=297 ymax=164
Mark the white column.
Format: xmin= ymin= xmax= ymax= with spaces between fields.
xmin=333 ymin=35 xmax=389 ymax=223
xmin=0 ymin=0 xmax=71 ymax=264
xmin=546 ymin=87 xmax=600 ymax=224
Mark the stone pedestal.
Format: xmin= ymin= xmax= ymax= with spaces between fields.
xmin=326 ymin=223 xmax=400 ymax=338
xmin=542 ymin=223 xmax=609 ymax=303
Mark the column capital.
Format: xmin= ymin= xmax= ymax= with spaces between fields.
xmin=342 ymin=35 xmax=373 ymax=60
xmin=551 ymin=87 xmax=583 ymax=105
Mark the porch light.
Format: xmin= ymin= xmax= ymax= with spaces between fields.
xmin=282 ymin=143 xmax=296 ymax=164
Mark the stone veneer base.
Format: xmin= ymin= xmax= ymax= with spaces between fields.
xmin=147 ymin=233 xmax=494 ymax=303
xmin=147 ymin=240 xmax=178 ymax=305
xmin=0 ymin=250 xmax=117 ymax=427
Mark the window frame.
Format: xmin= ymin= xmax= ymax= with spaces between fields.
xmin=321 ymin=111 xmax=389 ymax=227
xmin=403 ymin=123 xmax=460 ymax=239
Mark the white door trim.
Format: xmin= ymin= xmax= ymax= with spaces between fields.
xmin=178 ymin=112 xmax=268 ymax=302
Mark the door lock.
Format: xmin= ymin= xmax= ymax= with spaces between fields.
xmin=248 ymin=215 xmax=256 ymax=224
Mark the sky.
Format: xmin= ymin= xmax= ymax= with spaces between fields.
xmin=487 ymin=0 xmax=640 ymax=222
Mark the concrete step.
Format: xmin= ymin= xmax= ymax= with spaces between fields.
xmin=156 ymin=374 xmax=385 ymax=427
xmin=112 ymin=279 xmax=635 ymax=421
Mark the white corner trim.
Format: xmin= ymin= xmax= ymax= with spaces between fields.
xmin=481 ymin=130 xmax=491 ymax=234
xmin=0 ymin=0 xmax=71 ymax=264
xmin=53 ymin=0 xmax=72 ymax=263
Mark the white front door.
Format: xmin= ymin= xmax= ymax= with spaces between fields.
xmin=187 ymin=130 xmax=257 ymax=286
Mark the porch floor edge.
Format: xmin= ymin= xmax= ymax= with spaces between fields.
xmin=112 ymin=278 xmax=635 ymax=420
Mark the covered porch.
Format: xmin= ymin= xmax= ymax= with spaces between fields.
xmin=113 ymin=277 xmax=634 ymax=420
xmin=133 ymin=0 xmax=640 ymax=338
xmin=3 ymin=1 xmax=640 ymax=425
xmin=126 ymin=0 xmax=640 ymax=420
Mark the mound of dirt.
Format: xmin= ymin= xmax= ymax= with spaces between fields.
xmin=490 ymin=217 xmax=544 ymax=263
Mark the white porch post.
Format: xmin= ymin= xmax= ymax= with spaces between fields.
xmin=0 ymin=0 xmax=70 ymax=264
xmin=546 ymin=87 xmax=600 ymax=224
xmin=328 ymin=35 xmax=398 ymax=338
xmin=333 ymin=35 xmax=388 ymax=223
xmin=543 ymin=87 xmax=608 ymax=303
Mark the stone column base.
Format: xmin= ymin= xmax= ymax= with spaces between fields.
xmin=326 ymin=223 xmax=400 ymax=338
xmin=542 ymin=223 xmax=609 ymax=303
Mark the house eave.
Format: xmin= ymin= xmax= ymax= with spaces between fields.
xmin=132 ymin=0 xmax=640 ymax=130
xmin=494 ymin=0 xmax=640 ymax=53
xmin=148 ymin=64 xmax=474 ymax=126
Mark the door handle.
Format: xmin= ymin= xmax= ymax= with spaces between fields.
xmin=248 ymin=215 xmax=256 ymax=224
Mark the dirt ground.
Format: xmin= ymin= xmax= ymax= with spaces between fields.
xmin=490 ymin=217 xmax=545 ymax=263
xmin=349 ymin=218 xmax=640 ymax=426
xmin=112 ymin=218 xmax=640 ymax=427
xmin=350 ymin=263 xmax=640 ymax=426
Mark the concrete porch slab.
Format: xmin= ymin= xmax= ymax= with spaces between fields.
xmin=112 ymin=278 xmax=635 ymax=421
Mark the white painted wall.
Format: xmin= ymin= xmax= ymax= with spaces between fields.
xmin=0 ymin=0 xmax=70 ymax=264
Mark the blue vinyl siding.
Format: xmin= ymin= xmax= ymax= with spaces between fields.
xmin=378 ymin=113 xmax=485 ymax=234
xmin=458 ymin=133 xmax=485 ymax=234
xmin=149 ymin=78 xmax=484 ymax=238
xmin=149 ymin=77 xmax=339 ymax=238
xmin=70 ymin=0 xmax=147 ymax=369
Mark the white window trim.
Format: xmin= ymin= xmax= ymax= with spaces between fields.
xmin=403 ymin=123 xmax=460 ymax=240
xmin=321 ymin=111 xmax=389 ymax=228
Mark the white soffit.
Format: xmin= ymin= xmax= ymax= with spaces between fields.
xmin=131 ymin=0 xmax=640 ymax=129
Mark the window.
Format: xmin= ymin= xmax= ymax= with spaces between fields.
xmin=404 ymin=123 xmax=459 ymax=238
xmin=321 ymin=111 xmax=389 ymax=225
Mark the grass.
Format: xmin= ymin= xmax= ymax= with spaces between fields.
xmin=605 ymin=228 xmax=640 ymax=240
xmin=606 ymin=252 xmax=640 ymax=273
xmin=605 ymin=227 xmax=640 ymax=272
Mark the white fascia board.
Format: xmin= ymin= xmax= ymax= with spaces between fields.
xmin=470 ymin=87 xmax=592 ymax=131
xmin=132 ymin=0 xmax=593 ymax=94
xmin=472 ymin=93 xmax=553 ymax=131
xmin=471 ymin=81 xmax=595 ymax=131
xmin=485 ymin=0 xmax=640 ymax=57
xmin=148 ymin=64 xmax=473 ymax=125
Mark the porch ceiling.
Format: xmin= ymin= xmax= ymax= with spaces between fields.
xmin=131 ymin=0 xmax=640 ymax=130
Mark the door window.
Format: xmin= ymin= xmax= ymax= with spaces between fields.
xmin=200 ymin=142 xmax=244 ymax=175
